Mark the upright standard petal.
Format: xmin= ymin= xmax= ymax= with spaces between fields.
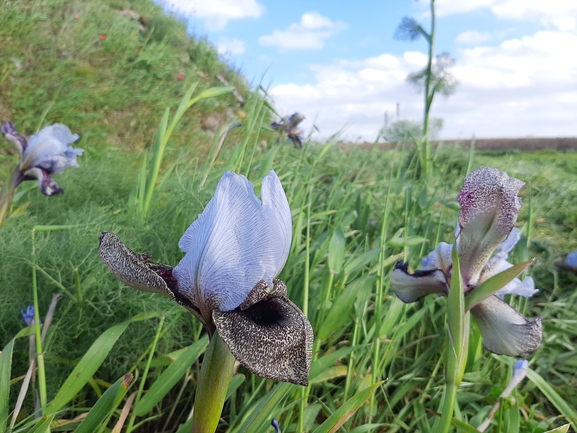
xmin=173 ymin=171 xmax=293 ymax=316
xmin=421 ymin=242 xmax=453 ymax=273
xmin=21 ymin=124 xmax=83 ymax=173
xmin=470 ymin=295 xmax=542 ymax=357
xmin=391 ymin=261 xmax=448 ymax=303
xmin=1 ymin=121 xmax=27 ymax=156
xmin=213 ymin=279 xmax=313 ymax=386
xmin=457 ymin=168 xmax=524 ymax=286
xmin=261 ymin=170 xmax=292 ymax=273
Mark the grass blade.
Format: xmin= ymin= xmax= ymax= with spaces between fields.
xmin=46 ymin=319 xmax=133 ymax=413
xmin=75 ymin=374 xmax=133 ymax=433
xmin=0 ymin=339 xmax=14 ymax=433
xmin=133 ymin=335 xmax=208 ymax=416
xmin=312 ymin=381 xmax=383 ymax=433
xmin=526 ymin=369 xmax=577 ymax=430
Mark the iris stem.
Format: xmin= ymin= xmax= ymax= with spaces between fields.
xmin=191 ymin=331 xmax=235 ymax=433
xmin=0 ymin=169 xmax=21 ymax=228
xmin=434 ymin=244 xmax=470 ymax=433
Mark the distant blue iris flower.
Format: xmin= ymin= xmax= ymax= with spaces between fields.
xmin=1 ymin=121 xmax=83 ymax=196
xmin=391 ymin=167 xmax=542 ymax=357
xmin=271 ymin=113 xmax=305 ymax=148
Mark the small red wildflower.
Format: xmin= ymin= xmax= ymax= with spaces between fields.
xmin=177 ymin=74 xmax=185 ymax=81
xmin=98 ymin=34 xmax=106 ymax=40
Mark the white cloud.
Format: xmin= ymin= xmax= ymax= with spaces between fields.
xmin=456 ymin=30 xmax=493 ymax=44
xmin=259 ymin=12 xmax=347 ymax=50
xmin=269 ymin=31 xmax=577 ymax=140
xmin=434 ymin=0 xmax=577 ymax=23
xmin=158 ymin=0 xmax=264 ymax=30
xmin=216 ymin=38 xmax=246 ymax=55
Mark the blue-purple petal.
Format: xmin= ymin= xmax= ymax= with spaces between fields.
xmin=391 ymin=261 xmax=448 ymax=303
xmin=470 ymin=295 xmax=541 ymax=357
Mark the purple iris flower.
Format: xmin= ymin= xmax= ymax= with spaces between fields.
xmin=1 ymin=121 xmax=83 ymax=196
xmin=391 ymin=167 xmax=542 ymax=357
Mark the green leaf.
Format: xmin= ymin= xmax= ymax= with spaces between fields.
xmin=318 ymin=278 xmax=370 ymax=341
xmin=387 ymin=235 xmax=428 ymax=248
xmin=226 ymin=374 xmax=246 ymax=400
xmin=230 ymin=383 xmax=292 ymax=433
xmin=309 ymin=346 xmax=356 ymax=381
xmin=175 ymin=418 xmax=193 ymax=433
xmin=328 ymin=225 xmax=345 ymax=274
xmin=312 ymin=381 xmax=383 ymax=433
xmin=189 ymin=86 xmax=234 ymax=106
xmin=310 ymin=366 xmax=348 ymax=384
xmin=75 ymin=374 xmax=133 ymax=433
xmin=465 ymin=259 xmax=534 ymax=311
xmin=0 ymin=339 xmax=14 ymax=433
xmin=27 ymin=415 xmax=56 ymax=433
xmin=451 ymin=418 xmax=481 ymax=433
xmin=544 ymin=424 xmax=571 ymax=433
xmin=46 ymin=319 xmax=132 ymax=413
xmin=526 ymin=369 xmax=577 ymax=430
xmin=344 ymin=247 xmax=381 ymax=275
xmin=134 ymin=335 xmax=209 ymax=416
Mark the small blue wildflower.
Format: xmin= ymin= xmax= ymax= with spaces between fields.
xmin=21 ymin=305 xmax=39 ymax=326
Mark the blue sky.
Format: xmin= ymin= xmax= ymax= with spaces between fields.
xmin=157 ymin=0 xmax=577 ymax=141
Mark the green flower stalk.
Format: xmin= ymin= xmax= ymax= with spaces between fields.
xmin=0 ymin=121 xmax=83 ymax=227
xmin=99 ymin=170 xmax=313 ymax=432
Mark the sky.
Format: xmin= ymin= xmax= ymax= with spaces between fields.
xmin=156 ymin=0 xmax=577 ymax=141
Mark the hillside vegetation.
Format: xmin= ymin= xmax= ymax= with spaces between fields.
xmin=0 ymin=0 xmax=250 ymax=153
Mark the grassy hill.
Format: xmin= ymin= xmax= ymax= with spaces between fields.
xmin=0 ymin=0 xmax=250 ymax=153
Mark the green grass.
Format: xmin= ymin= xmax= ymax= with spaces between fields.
xmin=2 ymin=0 xmax=577 ymax=432
xmin=2 ymin=138 xmax=577 ymax=432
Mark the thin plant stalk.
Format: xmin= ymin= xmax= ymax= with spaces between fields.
xmin=421 ymin=0 xmax=436 ymax=176
xmin=137 ymin=83 xmax=233 ymax=217
xmin=31 ymin=228 xmax=47 ymax=413
xmin=126 ymin=316 xmax=165 ymax=433
xmin=191 ymin=331 xmax=235 ymax=433
xmin=0 ymin=169 xmax=20 ymax=228
xmin=297 ymin=183 xmax=313 ymax=433
xmin=369 ymin=175 xmax=393 ymax=418
xmin=434 ymin=244 xmax=470 ymax=433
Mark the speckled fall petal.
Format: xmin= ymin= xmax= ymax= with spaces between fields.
xmin=470 ymin=295 xmax=542 ymax=357
xmin=457 ymin=167 xmax=524 ymax=286
xmin=98 ymin=231 xmax=206 ymax=326
xmin=213 ymin=280 xmax=313 ymax=386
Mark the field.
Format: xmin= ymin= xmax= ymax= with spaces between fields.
xmin=2 ymin=1 xmax=577 ymax=433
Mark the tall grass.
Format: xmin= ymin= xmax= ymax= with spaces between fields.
xmin=2 ymin=132 xmax=577 ymax=431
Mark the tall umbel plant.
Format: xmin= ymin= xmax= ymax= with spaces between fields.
xmin=394 ymin=0 xmax=457 ymax=176
xmin=132 ymin=83 xmax=233 ymax=218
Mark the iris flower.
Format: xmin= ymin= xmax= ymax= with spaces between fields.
xmin=99 ymin=170 xmax=313 ymax=386
xmin=391 ymin=167 xmax=542 ymax=357
xmin=1 ymin=121 xmax=83 ymax=196
xmin=271 ymin=113 xmax=305 ymax=149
